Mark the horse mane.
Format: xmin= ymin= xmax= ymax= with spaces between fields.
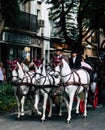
xmin=62 ymin=58 xmax=71 ymax=72
xmin=17 ymin=62 xmax=24 ymax=79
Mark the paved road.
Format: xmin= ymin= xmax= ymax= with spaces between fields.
xmin=0 ymin=105 xmax=105 ymax=130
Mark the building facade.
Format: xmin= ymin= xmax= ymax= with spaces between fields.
xmin=0 ymin=0 xmax=51 ymax=78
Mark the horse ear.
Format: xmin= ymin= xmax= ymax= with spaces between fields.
xmin=15 ymin=58 xmax=18 ymax=62
xmin=6 ymin=60 xmax=11 ymax=64
xmin=33 ymin=58 xmax=37 ymax=63
xmin=41 ymin=58 xmax=44 ymax=63
xmin=53 ymin=56 xmax=56 ymax=60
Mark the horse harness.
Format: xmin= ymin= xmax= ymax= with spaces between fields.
xmin=60 ymin=69 xmax=90 ymax=94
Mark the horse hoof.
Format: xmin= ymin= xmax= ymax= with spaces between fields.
xmin=41 ymin=119 xmax=45 ymax=123
xmin=16 ymin=117 xmax=21 ymax=121
xmin=20 ymin=112 xmax=25 ymax=118
xmin=76 ymin=113 xmax=79 ymax=117
xmin=82 ymin=116 xmax=87 ymax=119
xmin=66 ymin=120 xmax=71 ymax=124
xmin=59 ymin=113 xmax=62 ymax=116
xmin=38 ymin=112 xmax=42 ymax=115
xmin=48 ymin=115 xmax=51 ymax=118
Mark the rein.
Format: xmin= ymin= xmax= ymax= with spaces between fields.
xmin=35 ymin=68 xmax=60 ymax=94
xmin=56 ymin=60 xmax=89 ymax=87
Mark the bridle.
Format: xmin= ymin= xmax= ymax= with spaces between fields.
xmin=53 ymin=57 xmax=63 ymax=75
xmin=7 ymin=59 xmax=21 ymax=80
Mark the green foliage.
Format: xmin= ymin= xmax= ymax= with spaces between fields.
xmin=46 ymin=0 xmax=79 ymax=45
xmin=0 ymin=83 xmax=17 ymax=114
xmin=1 ymin=0 xmax=20 ymax=26
xmin=81 ymin=0 xmax=105 ymax=31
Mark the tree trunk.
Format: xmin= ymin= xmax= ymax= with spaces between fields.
xmin=0 ymin=18 xmax=5 ymax=36
xmin=0 ymin=0 xmax=5 ymax=36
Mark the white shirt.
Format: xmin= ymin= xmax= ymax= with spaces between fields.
xmin=73 ymin=57 xmax=76 ymax=63
xmin=0 ymin=69 xmax=4 ymax=81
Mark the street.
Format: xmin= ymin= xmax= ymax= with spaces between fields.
xmin=0 ymin=105 xmax=105 ymax=130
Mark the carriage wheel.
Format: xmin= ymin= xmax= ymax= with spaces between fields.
xmin=79 ymin=100 xmax=85 ymax=113
xmin=93 ymin=85 xmax=99 ymax=109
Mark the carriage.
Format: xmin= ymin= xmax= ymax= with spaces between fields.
xmin=79 ymin=56 xmax=99 ymax=113
xmin=7 ymin=56 xmax=104 ymax=123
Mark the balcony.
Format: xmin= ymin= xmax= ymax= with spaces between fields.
xmin=5 ymin=11 xmax=38 ymax=33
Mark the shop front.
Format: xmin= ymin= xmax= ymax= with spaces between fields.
xmin=0 ymin=31 xmax=43 ymax=79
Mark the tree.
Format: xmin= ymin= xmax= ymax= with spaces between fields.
xmin=46 ymin=0 xmax=105 ymax=51
xmin=46 ymin=0 xmax=80 ymax=50
xmin=79 ymin=0 xmax=105 ymax=44
xmin=46 ymin=0 xmax=83 ymax=50
xmin=0 ymin=0 xmax=32 ymax=35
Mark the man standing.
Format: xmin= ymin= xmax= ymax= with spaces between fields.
xmin=54 ymin=47 xmax=63 ymax=58
xmin=69 ymin=50 xmax=82 ymax=69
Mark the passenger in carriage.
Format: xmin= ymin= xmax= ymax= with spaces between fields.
xmin=69 ymin=51 xmax=93 ymax=81
xmin=81 ymin=56 xmax=93 ymax=71
xmin=54 ymin=47 xmax=63 ymax=58
xmin=69 ymin=50 xmax=82 ymax=69
xmin=81 ymin=56 xmax=93 ymax=81
xmin=50 ymin=47 xmax=64 ymax=68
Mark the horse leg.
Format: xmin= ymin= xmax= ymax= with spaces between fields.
xmin=47 ymin=96 xmax=53 ymax=117
xmin=34 ymin=90 xmax=42 ymax=115
xmin=59 ymin=102 xmax=62 ymax=116
xmin=75 ymin=95 xmax=81 ymax=115
xmin=67 ymin=91 xmax=75 ymax=123
xmin=83 ymin=88 xmax=88 ymax=118
xmin=76 ymin=86 xmax=84 ymax=115
xmin=63 ymin=95 xmax=69 ymax=110
xmin=41 ymin=93 xmax=48 ymax=122
xmin=13 ymin=87 xmax=21 ymax=119
xmin=15 ymin=95 xmax=21 ymax=119
xmin=58 ymin=95 xmax=64 ymax=116
xmin=28 ymin=95 xmax=35 ymax=116
xmin=20 ymin=96 xmax=26 ymax=116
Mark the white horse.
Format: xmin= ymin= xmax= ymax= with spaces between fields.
xmin=33 ymin=58 xmax=61 ymax=122
xmin=7 ymin=59 xmax=41 ymax=119
xmin=53 ymin=57 xmax=90 ymax=123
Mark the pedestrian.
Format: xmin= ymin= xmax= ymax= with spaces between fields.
xmin=0 ymin=62 xmax=6 ymax=84
xmin=69 ymin=50 xmax=82 ymax=69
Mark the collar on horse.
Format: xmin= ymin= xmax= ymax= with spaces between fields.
xmin=63 ymin=69 xmax=88 ymax=87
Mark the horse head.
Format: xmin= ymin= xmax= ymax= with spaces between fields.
xmin=7 ymin=59 xmax=18 ymax=71
xmin=6 ymin=59 xmax=19 ymax=81
xmin=33 ymin=58 xmax=44 ymax=83
xmin=53 ymin=56 xmax=63 ymax=67
xmin=33 ymin=58 xmax=44 ymax=69
xmin=53 ymin=56 xmax=63 ymax=75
